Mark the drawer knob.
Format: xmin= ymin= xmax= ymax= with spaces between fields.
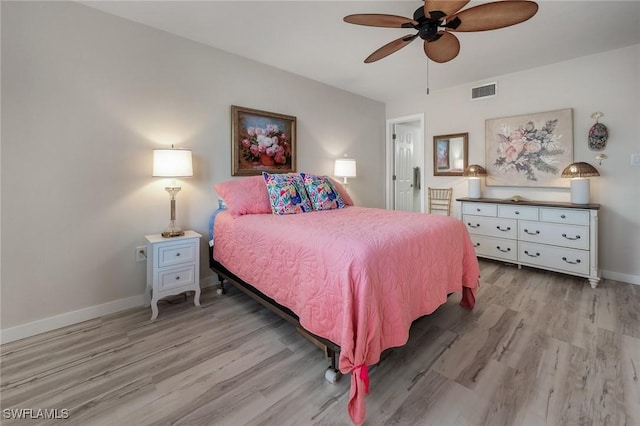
xmin=562 ymin=257 xmax=581 ymax=265
xmin=560 ymin=214 xmax=566 ymax=219
xmin=562 ymin=233 xmax=581 ymax=241
xmin=524 ymin=250 xmax=540 ymax=258
xmin=496 ymin=246 xmax=511 ymax=253
xmin=474 ymin=243 xmax=480 ymax=247
xmin=515 ymin=211 xmax=520 ymax=215
xmin=524 ymin=229 xmax=540 ymax=235
xmin=176 ymin=252 xmax=181 ymax=257
xmin=496 ymin=226 xmax=511 ymax=232
xmin=468 ymin=223 xmax=480 ymax=228
xmin=175 ymin=276 xmax=180 ymax=280
xmin=476 ymin=208 xmax=481 ymax=212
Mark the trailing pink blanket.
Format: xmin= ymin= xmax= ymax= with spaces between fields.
xmin=213 ymin=207 xmax=479 ymax=425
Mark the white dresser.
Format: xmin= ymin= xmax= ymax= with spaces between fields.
xmin=457 ymin=198 xmax=600 ymax=288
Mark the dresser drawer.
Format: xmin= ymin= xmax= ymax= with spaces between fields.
xmin=463 ymin=215 xmax=517 ymax=239
xmin=158 ymin=242 xmax=196 ymax=268
xmin=470 ymin=235 xmax=517 ymax=261
xmin=518 ymin=242 xmax=589 ymax=275
xmin=518 ymin=221 xmax=589 ymax=250
xmin=158 ymin=264 xmax=196 ymax=292
xmin=462 ymin=202 xmax=497 ymax=217
xmin=498 ymin=205 xmax=538 ymax=220
xmin=539 ymin=208 xmax=589 ymax=226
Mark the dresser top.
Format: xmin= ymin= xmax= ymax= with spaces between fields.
xmin=456 ymin=197 xmax=600 ymax=210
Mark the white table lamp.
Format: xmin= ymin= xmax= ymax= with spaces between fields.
xmin=463 ymin=164 xmax=487 ymax=199
xmin=334 ymin=155 xmax=357 ymax=186
xmin=153 ymin=146 xmax=193 ymax=237
xmin=561 ymin=162 xmax=599 ymax=204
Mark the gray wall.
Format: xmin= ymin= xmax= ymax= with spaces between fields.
xmin=387 ymin=44 xmax=640 ymax=282
xmin=1 ymin=2 xmax=385 ymax=330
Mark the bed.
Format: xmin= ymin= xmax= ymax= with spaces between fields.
xmin=209 ymin=175 xmax=480 ymax=425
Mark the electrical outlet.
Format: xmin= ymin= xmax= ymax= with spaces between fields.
xmin=631 ymin=153 xmax=640 ymax=166
xmin=135 ymin=246 xmax=147 ymax=262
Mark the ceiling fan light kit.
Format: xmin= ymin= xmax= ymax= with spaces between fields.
xmin=344 ymin=0 xmax=538 ymax=64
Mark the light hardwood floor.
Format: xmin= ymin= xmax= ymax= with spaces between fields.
xmin=1 ymin=260 xmax=639 ymax=425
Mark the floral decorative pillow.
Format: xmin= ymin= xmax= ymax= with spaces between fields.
xmin=262 ymin=172 xmax=313 ymax=215
xmin=300 ymin=173 xmax=346 ymax=211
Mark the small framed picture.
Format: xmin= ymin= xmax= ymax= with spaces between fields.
xmin=433 ymin=133 xmax=468 ymax=176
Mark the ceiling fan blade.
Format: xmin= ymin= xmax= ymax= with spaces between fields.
xmin=424 ymin=0 xmax=470 ymax=19
xmin=449 ymin=1 xmax=538 ymax=32
xmin=365 ymin=34 xmax=418 ymax=63
xmin=344 ymin=14 xmax=418 ymax=28
xmin=423 ymin=32 xmax=460 ymax=63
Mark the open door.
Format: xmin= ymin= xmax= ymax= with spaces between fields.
xmin=386 ymin=114 xmax=425 ymax=212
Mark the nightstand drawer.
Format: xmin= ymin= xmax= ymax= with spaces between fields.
xmin=158 ymin=242 xmax=196 ymax=268
xmin=540 ymin=208 xmax=589 ymax=225
xmin=158 ymin=265 xmax=196 ymax=291
xmin=462 ymin=202 xmax=497 ymax=217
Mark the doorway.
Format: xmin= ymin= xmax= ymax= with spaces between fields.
xmin=386 ymin=114 xmax=425 ymax=212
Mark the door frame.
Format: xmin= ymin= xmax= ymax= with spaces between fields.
xmin=386 ymin=113 xmax=425 ymax=211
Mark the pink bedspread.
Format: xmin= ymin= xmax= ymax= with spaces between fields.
xmin=213 ymin=207 xmax=479 ymax=424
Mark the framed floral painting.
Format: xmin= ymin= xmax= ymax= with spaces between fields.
xmin=231 ymin=105 xmax=296 ymax=176
xmin=485 ymin=108 xmax=573 ymax=187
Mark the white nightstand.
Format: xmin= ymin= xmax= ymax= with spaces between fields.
xmin=145 ymin=230 xmax=202 ymax=320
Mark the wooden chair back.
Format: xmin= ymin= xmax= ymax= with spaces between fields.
xmin=428 ymin=187 xmax=453 ymax=216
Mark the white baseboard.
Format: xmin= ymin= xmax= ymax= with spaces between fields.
xmin=0 ymin=276 xmax=220 ymax=345
xmin=601 ymin=269 xmax=640 ymax=285
xmin=0 ymin=294 xmax=145 ymax=345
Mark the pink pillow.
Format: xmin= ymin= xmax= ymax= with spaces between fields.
xmin=328 ymin=177 xmax=354 ymax=206
xmin=214 ymin=176 xmax=271 ymax=218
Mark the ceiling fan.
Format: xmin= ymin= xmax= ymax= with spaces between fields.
xmin=344 ymin=0 xmax=538 ymax=64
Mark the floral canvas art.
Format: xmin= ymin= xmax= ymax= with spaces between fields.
xmin=436 ymin=139 xmax=450 ymax=169
xmin=232 ymin=106 xmax=296 ymax=176
xmin=486 ymin=109 xmax=573 ymax=187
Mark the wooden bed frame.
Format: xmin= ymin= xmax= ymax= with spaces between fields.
xmin=209 ymin=245 xmax=342 ymax=383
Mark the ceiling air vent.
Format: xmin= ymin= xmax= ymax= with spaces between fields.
xmin=471 ymin=82 xmax=497 ymax=100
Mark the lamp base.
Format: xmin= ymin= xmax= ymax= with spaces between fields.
xmin=161 ymin=220 xmax=184 ymax=238
xmin=570 ymin=178 xmax=590 ymax=204
xmin=468 ymin=177 xmax=481 ymax=199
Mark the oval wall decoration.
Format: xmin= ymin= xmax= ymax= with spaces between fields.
xmin=588 ymin=112 xmax=608 ymax=151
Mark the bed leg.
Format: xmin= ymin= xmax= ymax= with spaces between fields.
xmin=324 ymin=347 xmax=341 ymax=384
xmin=216 ymin=274 xmax=226 ymax=296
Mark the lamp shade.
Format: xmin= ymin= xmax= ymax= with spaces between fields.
xmin=334 ymin=158 xmax=357 ymax=178
xmin=561 ymin=162 xmax=600 ymax=178
xmin=463 ymin=164 xmax=487 ymax=177
xmin=153 ymin=148 xmax=193 ymax=177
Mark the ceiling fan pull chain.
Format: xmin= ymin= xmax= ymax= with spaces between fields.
xmin=426 ymin=59 xmax=430 ymax=95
